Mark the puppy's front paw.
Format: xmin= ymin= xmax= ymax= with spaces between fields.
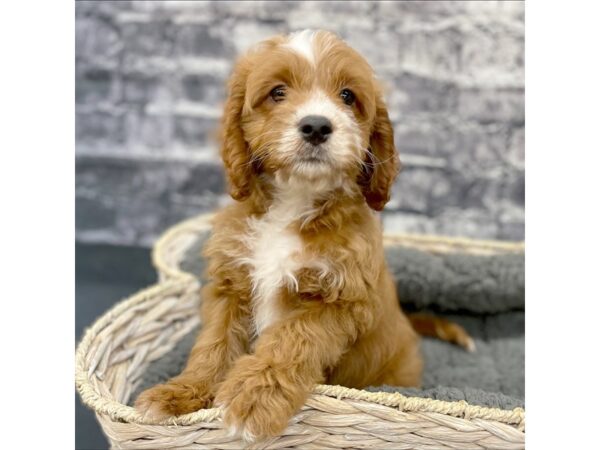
xmin=215 ymin=355 xmax=298 ymax=442
xmin=134 ymin=379 xmax=213 ymax=421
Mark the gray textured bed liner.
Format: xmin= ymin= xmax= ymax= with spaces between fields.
xmin=132 ymin=234 xmax=524 ymax=410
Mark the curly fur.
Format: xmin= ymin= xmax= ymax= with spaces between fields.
xmin=135 ymin=30 xmax=470 ymax=442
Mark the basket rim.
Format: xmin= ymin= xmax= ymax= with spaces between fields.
xmin=152 ymin=213 xmax=525 ymax=281
xmin=75 ymin=277 xmax=525 ymax=431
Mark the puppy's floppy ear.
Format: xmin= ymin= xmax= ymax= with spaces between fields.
xmin=358 ymin=94 xmax=401 ymax=211
xmin=221 ymin=58 xmax=253 ymax=201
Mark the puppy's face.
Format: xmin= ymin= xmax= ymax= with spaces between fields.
xmin=241 ymin=31 xmax=376 ymax=182
xmin=221 ymin=30 xmax=399 ymax=210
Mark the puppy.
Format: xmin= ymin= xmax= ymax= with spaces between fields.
xmin=135 ymin=29 xmax=472 ymax=441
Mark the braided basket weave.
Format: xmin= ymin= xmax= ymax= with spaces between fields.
xmin=76 ymin=213 xmax=525 ymax=449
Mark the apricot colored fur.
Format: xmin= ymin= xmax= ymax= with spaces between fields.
xmin=136 ymin=30 xmax=469 ymax=441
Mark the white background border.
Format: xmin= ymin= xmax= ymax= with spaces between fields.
xmin=1 ymin=1 xmax=74 ymax=448
xmin=527 ymin=0 xmax=600 ymax=448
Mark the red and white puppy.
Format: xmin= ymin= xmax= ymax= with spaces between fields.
xmin=135 ymin=29 xmax=472 ymax=441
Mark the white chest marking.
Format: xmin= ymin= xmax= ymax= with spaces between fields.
xmin=244 ymin=187 xmax=316 ymax=336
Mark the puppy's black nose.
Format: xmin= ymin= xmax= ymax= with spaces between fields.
xmin=298 ymin=115 xmax=332 ymax=145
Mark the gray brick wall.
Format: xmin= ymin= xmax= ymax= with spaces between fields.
xmin=76 ymin=1 xmax=524 ymax=247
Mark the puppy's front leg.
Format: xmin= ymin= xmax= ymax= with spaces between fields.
xmin=135 ymin=283 xmax=250 ymax=420
xmin=215 ymin=300 xmax=372 ymax=441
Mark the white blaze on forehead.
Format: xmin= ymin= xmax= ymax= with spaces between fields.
xmin=284 ymin=29 xmax=317 ymax=65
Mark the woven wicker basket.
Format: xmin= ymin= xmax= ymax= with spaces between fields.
xmin=76 ymin=213 xmax=525 ymax=449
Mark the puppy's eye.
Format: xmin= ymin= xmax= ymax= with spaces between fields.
xmin=270 ymin=85 xmax=286 ymax=102
xmin=340 ymin=88 xmax=355 ymax=106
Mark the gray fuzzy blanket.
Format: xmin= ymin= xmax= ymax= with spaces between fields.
xmin=133 ymin=234 xmax=524 ymax=410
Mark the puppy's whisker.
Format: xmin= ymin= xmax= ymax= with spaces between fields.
xmin=248 ymin=130 xmax=283 ymax=143
xmin=362 ymin=149 xmax=396 ymax=167
xmin=241 ymin=153 xmax=268 ymax=169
